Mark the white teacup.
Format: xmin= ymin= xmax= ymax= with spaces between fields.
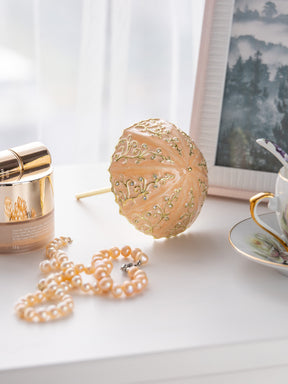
xmin=250 ymin=167 xmax=288 ymax=251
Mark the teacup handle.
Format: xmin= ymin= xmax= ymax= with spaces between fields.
xmin=250 ymin=192 xmax=288 ymax=251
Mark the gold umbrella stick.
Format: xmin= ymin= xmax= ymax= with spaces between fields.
xmin=75 ymin=187 xmax=111 ymax=200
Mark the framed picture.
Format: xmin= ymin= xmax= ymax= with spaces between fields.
xmin=190 ymin=0 xmax=288 ymax=199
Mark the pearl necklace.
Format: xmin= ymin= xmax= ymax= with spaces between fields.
xmin=15 ymin=236 xmax=149 ymax=322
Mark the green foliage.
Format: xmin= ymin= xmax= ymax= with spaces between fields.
xmin=216 ymin=51 xmax=287 ymax=173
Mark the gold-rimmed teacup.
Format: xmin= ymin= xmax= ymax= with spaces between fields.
xmin=250 ymin=167 xmax=288 ymax=252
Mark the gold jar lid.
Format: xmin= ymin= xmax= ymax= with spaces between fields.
xmin=0 ymin=143 xmax=54 ymax=223
xmin=0 ymin=142 xmax=51 ymax=182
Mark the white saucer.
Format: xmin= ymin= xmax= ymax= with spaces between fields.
xmin=229 ymin=212 xmax=288 ymax=276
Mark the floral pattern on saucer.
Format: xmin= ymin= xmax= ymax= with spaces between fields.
xmin=250 ymin=233 xmax=288 ymax=265
xmin=229 ymin=212 xmax=288 ymax=275
xmin=281 ymin=203 xmax=288 ymax=239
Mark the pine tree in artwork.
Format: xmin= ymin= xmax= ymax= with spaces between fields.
xmin=262 ymin=2 xmax=277 ymax=18
xmin=273 ymin=65 xmax=288 ymax=153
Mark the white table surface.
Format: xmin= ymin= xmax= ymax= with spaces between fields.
xmin=1 ymin=164 xmax=288 ymax=384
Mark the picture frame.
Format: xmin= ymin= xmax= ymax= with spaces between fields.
xmin=190 ymin=0 xmax=288 ymax=199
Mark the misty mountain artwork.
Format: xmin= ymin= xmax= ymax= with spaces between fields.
xmin=215 ymin=0 xmax=288 ymax=173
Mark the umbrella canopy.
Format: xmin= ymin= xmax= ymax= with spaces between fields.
xmin=109 ymin=119 xmax=208 ymax=238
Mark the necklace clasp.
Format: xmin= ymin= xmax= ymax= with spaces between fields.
xmin=121 ymin=259 xmax=142 ymax=272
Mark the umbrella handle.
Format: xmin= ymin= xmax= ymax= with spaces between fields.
xmin=75 ymin=187 xmax=111 ymax=200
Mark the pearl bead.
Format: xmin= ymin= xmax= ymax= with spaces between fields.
xmin=121 ymin=246 xmax=132 ymax=257
xmin=105 ymin=261 xmax=113 ymax=273
xmin=62 ymin=236 xmax=72 ymax=244
xmin=93 ymin=261 xmax=108 ymax=270
xmin=94 ymin=267 xmax=108 ymax=280
xmin=35 ymin=291 xmax=45 ymax=303
xmin=42 ymin=288 xmax=50 ymax=298
xmin=67 ymin=301 xmax=74 ymax=310
xmin=127 ymin=266 xmax=138 ymax=277
xmin=81 ymin=283 xmax=91 ymax=292
xmin=140 ymin=277 xmax=148 ymax=287
xmin=54 ymin=273 xmax=63 ymax=283
xmin=38 ymin=309 xmax=49 ymax=322
xmin=24 ymin=307 xmax=35 ymax=320
xmin=58 ymin=254 xmax=69 ymax=263
xmin=58 ymin=302 xmax=69 ymax=314
xmin=100 ymin=250 xmax=111 ymax=258
xmin=134 ymin=271 xmax=146 ymax=279
xmin=64 ymin=268 xmax=76 ymax=279
xmin=50 ymin=259 xmax=60 ymax=270
xmin=110 ymin=247 xmax=120 ymax=259
xmin=60 ymin=282 xmax=70 ymax=292
xmin=122 ymin=281 xmax=135 ymax=296
xmin=85 ymin=264 xmax=96 ymax=274
xmin=66 ymin=282 xmax=73 ymax=290
xmin=135 ymin=281 xmax=143 ymax=292
xmin=63 ymin=295 xmax=73 ymax=304
xmin=15 ymin=303 xmax=26 ymax=318
xmin=112 ymin=285 xmax=123 ymax=298
xmin=92 ymin=253 xmax=104 ymax=262
xmin=47 ymin=305 xmax=59 ymax=319
xmin=46 ymin=283 xmax=58 ymax=296
xmin=99 ymin=277 xmax=113 ymax=292
xmin=38 ymin=278 xmax=46 ymax=290
xmin=75 ymin=264 xmax=85 ymax=273
xmin=54 ymin=288 xmax=65 ymax=299
xmin=55 ymin=250 xmax=65 ymax=259
xmin=26 ymin=293 xmax=36 ymax=305
xmin=60 ymin=261 xmax=73 ymax=270
xmin=54 ymin=238 xmax=63 ymax=247
xmin=39 ymin=260 xmax=51 ymax=273
xmin=91 ymin=282 xmax=102 ymax=294
xmin=45 ymin=275 xmax=56 ymax=285
xmin=46 ymin=247 xmax=57 ymax=259
xmin=71 ymin=275 xmax=82 ymax=287
xmin=131 ymin=248 xmax=141 ymax=260
xmin=59 ymin=237 xmax=67 ymax=245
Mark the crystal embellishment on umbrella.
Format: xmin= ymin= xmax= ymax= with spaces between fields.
xmin=76 ymin=119 xmax=208 ymax=239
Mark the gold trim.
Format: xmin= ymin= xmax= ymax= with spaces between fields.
xmin=229 ymin=213 xmax=288 ymax=269
xmin=250 ymin=192 xmax=288 ymax=251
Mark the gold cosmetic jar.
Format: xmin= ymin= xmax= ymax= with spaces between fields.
xmin=0 ymin=142 xmax=54 ymax=253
